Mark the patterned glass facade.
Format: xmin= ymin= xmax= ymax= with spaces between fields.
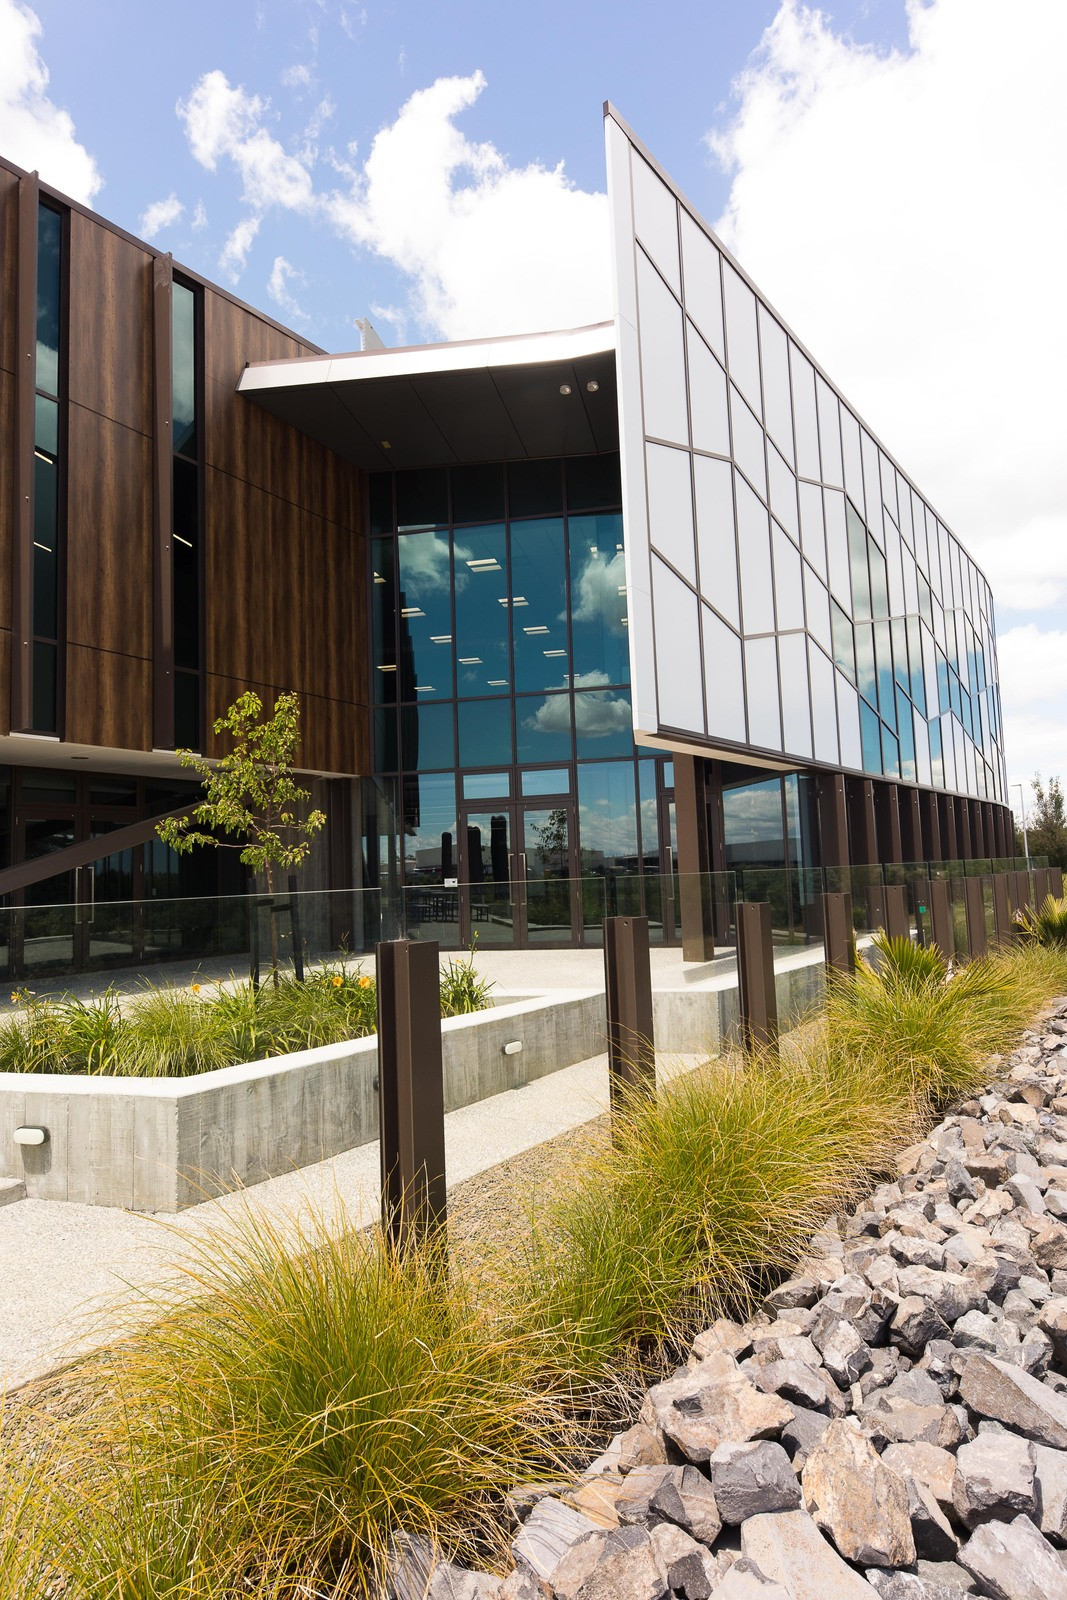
xmin=606 ymin=109 xmax=1006 ymax=805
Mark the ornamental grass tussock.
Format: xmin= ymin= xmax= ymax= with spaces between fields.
xmin=5 ymin=941 xmax=1067 ymax=1595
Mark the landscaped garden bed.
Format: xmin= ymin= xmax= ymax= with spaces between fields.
xmin=4 ymin=933 xmax=1067 ymax=1596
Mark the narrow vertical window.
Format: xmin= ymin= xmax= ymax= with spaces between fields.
xmin=171 ymin=279 xmax=202 ymax=747
xmin=31 ymin=201 xmax=64 ymax=732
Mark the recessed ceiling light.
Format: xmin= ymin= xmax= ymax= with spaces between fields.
xmin=544 ymin=649 xmax=567 ymax=657
xmin=458 ymin=656 xmax=482 ymax=665
xmin=430 ymin=634 xmax=452 ymax=644
xmin=523 ymin=625 xmax=550 ymax=635
xmin=586 ymin=380 xmax=599 ymax=393
xmin=377 ymin=663 xmax=397 ymax=672
xmin=559 ymin=383 xmax=572 ymax=396
xmin=487 ymin=679 xmax=509 ymax=687
xmin=373 ymin=572 xmax=386 ymax=584
xmin=511 ymin=596 xmax=528 ymax=606
xmin=467 ymin=557 xmax=501 ymax=571
xmin=381 ymin=440 xmax=392 ymax=449
xmin=413 ymin=685 xmax=436 ymax=693
xmin=400 ymin=607 xmax=424 ymax=617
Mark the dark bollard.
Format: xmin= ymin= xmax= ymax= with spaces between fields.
xmin=992 ymin=874 xmax=1015 ymax=945
xmin=963 ymin=877 xmax=988 ymax=959
xmin=288 ymin=874 xmax=305 ymax=981
xmin=736 ymin=900 xmax=778 ymax=1054
xmin=376 ymin=939 xmax=447 ymax=1251
xmin=927 ymin=880 xmax=955 ymax=965
xmin=249 ymin=898 xmax=261 ymax=991
xmin=604 ymin=915 xmax=655 ymax=1115
xmin=820 ymin=891 xmax=855 ymax=978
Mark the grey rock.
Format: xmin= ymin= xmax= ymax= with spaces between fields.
xmin=817 ymin=1319 xmax=874 ymax=1387
xmin=498 ymin=1574 xmax=553 ymax=1600
xmin=741 ymin=1510 xmax=879 ymax=1600
xmin=512 ymin=1500 xmax=604 ymax=1586
xmin=765 ymin=1279 xmax=821 ymax=1313
xmin=952 ymin=1310 xmax=1013 ymax=1355
xmin=1033 ymin=1442 xmax=1067 ymax=1542
xmin=692 ymin=1321 xmax=753 ymax=1361
xmin=958 ymin=1513 xmax=1067 ymax=1600
xmin=896 ymin=1266 xmax=987 ymax=1323
xmin=648 ymin=1523 xmax=718 ymax=1600
xmin=614 ymin=1465 xmax=680 ymax=1525
xmin=640 ymin=1362 xmax=795 ymax=1463
xmin=387 ymin=1540 xmax=501 ymax=1600
xmin=551 ymin=1524 xmax=667 ymax=1600
xmin=892 ymin=1296 xmax=952 ymax=1357
xmin=1037 ymin=1297 xmax=1067 ymax=1363
xmin=711 ymin=1558 xmax=795 ymax=1600
xmin=882 ymin=1442 xmax=959 ymax=1515
xmin=709 ymin=1440 xmax=801 ymax=1523
xmin=1045 ymin=1190 xmax=1067 ymax=1220
xmin=648 ymin=1463 xmax=723 ymax=1546
xmin=951 ymin=1432 xmax=1036 ymax=1526
xmin=904 ymin=1475 xmax=959 ymax=1561
xmin=914 ymin=1562 xmax=976 ymax=1595
xmin=753 ymin=1359 xmax=844 ymax=1416
xmin=1007 ymin=1175 xmax=1046 ymax=1215
xmin=858 ymin=1392 xmax=964 ymax=1450
xmin=801 ymin=1419 xmax=915 ymax=1567
xmin=946 ymin=1161 xmax=981 ymax=1203
xmin=780 ymin=1405 xmax=832 ymax=1467
xmin=615 ymin=1422 xmax=669 ymax=1472
xmin=958 ymin=1352 xmax=1067 ymax=1447
xmin=866 ymin=1573 xmax=965 ymax=1600
xmin=1033 ymin=1223 xmax=1067 ymax=1273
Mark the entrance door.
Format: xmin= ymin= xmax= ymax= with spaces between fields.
xmin=16 ymin=814 xmax=78 ymax=977
xmin=459 ymin=801 xmax=578 ymax=947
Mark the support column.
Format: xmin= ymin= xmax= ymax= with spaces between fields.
xmin=919 ymin=790 xmax=943 ymax=862
xmin=900 ymin=787 xmax=923 ymax=864
xmin=376 ymin=939 xmax=447 ymax=1249
xmin=152 ymin=253 xmax=175 ymax=749
xmin=958 ymin=798 xmax=974 ymax=863
xmin=604 ymin=915 xmax=655 ymax=1109
xmin=874 ymin=781 xmax=904 ymax=866
xmin=675 ymin=754 xmax=715 ymax=961
xmin=736 ymin=901 xmax=778 ymax=1053
xmin=940 ymin=795 xmax=958 ymax=862
xmin=847 ymin=778 xmax=879 ymax=866
xmin=817 ymin=773 xmax=850 ymax=877
xmin=820 ymin=891 xmax=855 ymax=976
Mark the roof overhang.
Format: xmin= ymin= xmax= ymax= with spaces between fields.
xmin=237 ymin=323 xmax=619 ymax=470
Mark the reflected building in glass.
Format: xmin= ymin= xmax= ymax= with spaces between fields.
xmin=0 ymin=109 xmax=1014 ymax=967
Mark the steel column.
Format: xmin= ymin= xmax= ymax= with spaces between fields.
xmin=675 ymin=754 xmax=716 ymax=961
xmin=376 ymin=939 xmax=447 ymax=1249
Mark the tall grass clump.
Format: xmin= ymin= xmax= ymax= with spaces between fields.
xmin=41 ymin=1208 xmax=563 ymax=1597
xmin=1016 ymin=894 xmax=1067 ymax=950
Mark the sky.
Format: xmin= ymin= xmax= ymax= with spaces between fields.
xmin=1 ymin=0 xmax=1063 ymax=825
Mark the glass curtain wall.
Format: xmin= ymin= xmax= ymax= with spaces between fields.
xmin=32 ymin=201 xmax=65 ymax=732
xmin=367 ymin=453 xmax=676 ymax=944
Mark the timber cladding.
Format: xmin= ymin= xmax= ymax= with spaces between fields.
xmin=0 ymin=159 xmax=367 ymax=773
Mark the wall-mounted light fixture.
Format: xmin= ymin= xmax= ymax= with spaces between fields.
xmin=503 ymin=1040 xmax=523 ymax=1057
xmin=14 ymin=1127 xmax=48 ymax=1146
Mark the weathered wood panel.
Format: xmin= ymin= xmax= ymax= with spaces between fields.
xmin=67 ymin=213 xmax=152 ymax=434
xmin=203 ymin=469 xmax=303 ymax=690
xmin=0 ymin=366 xmax=13 ymax=631
xmin=65 ymin=405 xmax=152 ymax=657
xmin=65 ymin=643 xmax=151 ymax=751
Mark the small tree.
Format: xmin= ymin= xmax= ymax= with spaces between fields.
xmin=156 ymin=691 xmax=326 ymax=984
xmin=1027 ymin=774 xmax=1067 ymax=871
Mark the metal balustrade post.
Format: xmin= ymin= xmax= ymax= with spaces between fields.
xmin=604 ymin=914 xmax=655 ymax=1114
xmin=820 ymin=891 xmax=855 ymax=978
xmin=376 ymin=939 xmax=447 ymax=1251
xmin=992 ymin=874 xmax=1015 ymax=945
xmin=964 ymin=877 xmax=988 ymax=959
xmin=1051 ymin=867 xmax=1065 ymax=899
xmin=736 ymin=900 xmax=778 ymax=1054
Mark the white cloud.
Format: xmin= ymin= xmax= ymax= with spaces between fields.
xmin=324 ymin=71 xmax=611 ymax=339
xmin=0 ymin=0 xmax=101 ymax=203
xmin=281 ymin=64 xmax=313 ymax=89
xmin=267 ymin=254 xmax=308 ymax=323
xmin=707 ymin=0 xmax=1067 ymax=784
xmin=139 ymin=192 xmax=183 ymax=239
xmin=997 ymin=625 xmax=1067 ymax=795
xmin=220 ymin=214 xmax=261 ymax=282
xmin=191 ymin=199 xmax=208 ymax=231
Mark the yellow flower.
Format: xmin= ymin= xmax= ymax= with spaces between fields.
xmin=359 ymin=976 xmax=372 ymax=989
xmin=191 ymin=983 xmax=201 ymax=995
xmin=10 ymin=992 xmax=18 ymax=1005
xmin=331 ymin=975 xmax=343 ymax=988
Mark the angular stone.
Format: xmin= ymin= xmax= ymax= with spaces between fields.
xmin=613 ymin=1465 xmax=677 ymax=1525
xmin=709 ymin=1440 xmax=801 ymax=1523
xmin=1037 ymin=1297 xmax=1067 ymax=1363
xmin=640 ymin=1362 xmax=795 ymax=1463
xmin=1007 ymin=1175 xmax=1046 ymax=1215
xmin=692 ymin=1320 xmax=754 ymax=1361
xmin=1033 ymin=1442 xmax=1067 ymax=1542
xmin=512 ymin=1500 xmax=604 ymax=1586
xmin=896 ymin=1267 xmax=987 ymax=1323
xmin=952 ymin=1309 xmax=1012 ymax=1354
xmin=550 ymin=1524 xmax=667 ymax=1600
xmin=780 ymin=1405 xmax=832 ymax=1467
xmin=569 ymin=1477 xmax=622 ymax=1528
xmin=647 ymin=1463 xmax=722 ymax=1546
xmin=751 ymin=1330 xmax=822 ymax=1367
xmin=952 ymin=1432 xmax=1036 ymax=1526
xmin=958 ymin=1514 xmax=1067 ymax=1600
xmin=802 ymin=1419 xmax=915 ymax=1568
xmin=498 ymin=1572 xmax=553 ymax=1600
xmin=817 ymin=1319 xmax=874 ymax=1387
xmin=1032 ymin=1223 xmax=1067 ymax=1273
xmin=946 ymin=1161 xmax=981 ymax=1203
xmin=648 ymin=1523 xmax=719 ymax=1600
xmin=904 ymin=1475 xmax=959 ymax=1561
xmin=964 ymin=1154 xmax=1012 ymax=1186
xmin=866 ymin=1572 xmax=965 ymax=1600
xmin=881 ymin=1442 xmax=959 ymax=1516
xmin=958 ymin=1352 xmax=1067 ymax=1447
xmin=859 ymin=1392 xmax=964 ymax=1450
xmin=427 ymin=1565 xmax=501 ymax=1599
xmin=765 ymin=1279 xmax=821 ymax=1313
xmin=753 ymin=1359 xmax=844 ymax=1415
xmin=741 ymin=1510 xmax=879 ymax=1600
xmin=892 ymin=1296 xmax=952 ymax=1357
xmin=712 ymin=1558 xmax=795 ymax=1600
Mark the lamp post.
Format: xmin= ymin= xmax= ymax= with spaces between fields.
xmin=1013 ymin=782 xmax=1030 ymax=866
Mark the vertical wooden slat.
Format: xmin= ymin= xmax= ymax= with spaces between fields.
xmin=927 ymin=880 xmax=955 ymax=965
xmin=963 ymin=876 xmax=987 ymax=958
xmin=152 ymin=253 xmax=174 ymax=748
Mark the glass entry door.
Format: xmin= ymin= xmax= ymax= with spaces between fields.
xmin=459 ymin=802 xmax=577 ymax=947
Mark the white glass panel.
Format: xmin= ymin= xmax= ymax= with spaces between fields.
xmin=631 ymin=155 xmax=680 ymax=296
xmin=722 ymin=261 xmax=762 ymax=417
xmin=790 ymin=344 xmax=820 ymax=480
xmin=744 ymin=636 xmax=781 ymax=751
xmin=815 ymin=376 xmax=843 ymax=487
xmin=860 ymin=430 xmax=880 ymax=529
xmin=694 ymin=453 xmax=740 ymax=629
xmin=687 ymin=322 xmax=730 ymax=456
xmin=809 ymin=641 xmax=839 ymax=764
xmin=679 ymin=212 xmax=725 ymax=361
xmin=884 ymin=517 xmax=905 ymax=615
xmin=914 ymin=707 xmax=931 ymax=787
xmin=702 ymin=607 xmax=745 ymax=744
xmin=735 ymin=473 xmax=775 ymax=634
xmin=902 ymin=546 xmax=919 ymax=615
xmin=803 ymin=563 xmax=832 ymax=655
xmin=730 ymin=385 xmax=767 ymax=501
xmin=823 ymin=488 xmax=850 ymax=606
xmin=841 ymin=406 xmax=864 ymax=516
xmin=798 ymin=480 xmax=826 ymax=580
xmin=636 ymin=249 xmax=689 ymax=446
xmin=646 ymin=442 xmax=696 ymax=584
xmin=758 ymin=306 xmax=793 ymax=466
xmin=772 ymin=524 xmax=804 ymax=632
xmin=779 ymin=632 xmax=811 ymax=760
xmin=768 ymin=445 xmax=799 ymax=543
xmin=652 ymin=556 xmax=705 ymax=734
xmin=836 ymin=675 xmax=863 ymax=771
xmin=880 ymin=452 xmax=899 ymax=528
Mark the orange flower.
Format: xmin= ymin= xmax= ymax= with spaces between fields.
xmin=359 ymin=976 xmax=372 ymax=989
xmin=191 ymin=983 xmax=201 ymax=995
xmin=331 ymin=975 xmax=343 ymax=988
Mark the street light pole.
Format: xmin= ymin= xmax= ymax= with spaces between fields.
xmin=1013 ymin=782 xmax=1030 ymax=866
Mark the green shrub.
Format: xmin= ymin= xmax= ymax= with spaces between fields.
xmin=1016 ymin=894 xmax=1067 ymax=950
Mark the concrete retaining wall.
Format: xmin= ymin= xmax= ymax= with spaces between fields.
xmin=0 ymin=949 xmax=826 ymax=1212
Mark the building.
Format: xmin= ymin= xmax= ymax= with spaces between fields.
xmin=0 ymin=107 xmax=1013 ymax=974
